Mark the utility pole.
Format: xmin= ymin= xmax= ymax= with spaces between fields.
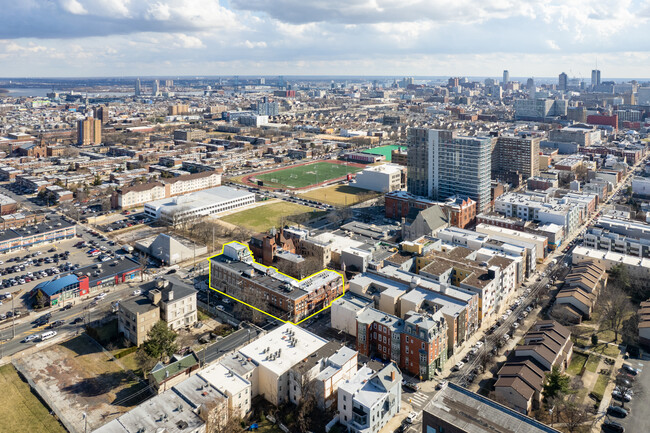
xmin=11 ymin=289 xmax=22 ymax=339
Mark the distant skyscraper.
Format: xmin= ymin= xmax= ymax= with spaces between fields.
xmin=558 ymin=72 xmax=568 ymax=91
xmin=591 ymin=69 xmax=601 ymax=87
xmin=526 ymin=78 xmax=535 ymax=98
xmin=77 ymin=117 xmax=102 ymax=145
xmin=165 ymin=79 xmax=173 ymax=88
xmin=502 ymin=70 xmax=509 ymax=85
xmin=152 ymin=79 xmax=160 ymax=96
xmin=93 ymin=105 xmax=109 ymax=124
xmin=134 ymin=78 xmax=141 ymax=96
xmin=407 ymin=128 xmax=493 ymax=213
xmin=492 ymin=135 xmax=541 ymax=182
xmin=256 ymin=97 xmax=279 ymax=116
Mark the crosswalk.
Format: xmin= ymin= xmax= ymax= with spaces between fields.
xmin=406 ymin=391 xmax=430 ymax=410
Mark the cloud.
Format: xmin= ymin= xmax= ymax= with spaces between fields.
xmin=0 ymin=0 xmax=649 ymax=78
xmin=60 ymin=0 xmax=88 ymax=15
xmin=0 ymin=1 xmax=239 ymax=39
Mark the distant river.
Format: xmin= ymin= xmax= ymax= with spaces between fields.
xmin=1 ymin=88 xmax=207 ymax=98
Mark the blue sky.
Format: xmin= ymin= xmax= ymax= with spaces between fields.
xmin=1 ymin=0 xmax=650 ymax=78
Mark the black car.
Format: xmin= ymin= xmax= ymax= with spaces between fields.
xmin=602 ymin=419 xmax=625 ymax=432
xmin=35 ymin=317 xmax=50 ymax=326
xmin=62 ymin=304 xmax=72 ymax=311
xmin=607 ymin=405 xmax=628 ymax=418
xmin=72 ymin=317 xmax=84 ymax=324
xmin=49 ymin=320 xmax=65 ymax=329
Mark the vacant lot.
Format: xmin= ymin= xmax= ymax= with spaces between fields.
xmin=14 ymin=334 xmax=150 ymax=433
xmin=221 ymin=201 xmax=325 ymax=233
xmin=253 ymin=162 xmax=362 ymax=189
xmin=0 ymin=364 xmax=66 ymax=433
xmin=300 ymin=184 xmax=380 ymax=206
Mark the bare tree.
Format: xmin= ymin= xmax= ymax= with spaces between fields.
xmin=62 ymin=146 xmax=80 ymax=158
xmin=614 ymin=374 xmax=641 ymax=409
xmin=138 ymin=252 xmax=148 ymax=281
xmin=203 ymin=400 xmax=243 ymax=433
xmin=598 ymin=284 xmax=633 ymax=343
xmin=557 ymin=395 xmax=594 ymax=433
xmin=232 ymin=286 xmax=269 ymax=325
xmin=294 ymin=377 xmax=318 ymax=433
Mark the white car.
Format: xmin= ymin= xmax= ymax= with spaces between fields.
xmin=132 ymin=290 xmax=142 ymax=296
xmin=406 ymin=412 xmax=418 ymax=424
xmin=216 ymin=305 xmax=226 ymax=312
xmin=475 ymin=341 xmax=484 ymax=349
xmin=454 ymin=361 xmax=465 ymax=371
xmin=40 ymin=331 xmax=57 ymax=341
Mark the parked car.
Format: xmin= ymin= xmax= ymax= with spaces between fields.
xmin=454 ymin=361 xmax=465 ymax=371
xmin=132 ymin=289 xmax=142 ymax=296
xmin=405 ymin=412 xmax=417 ymax=424
xmin=607 ymin=405 xmax=628 ymax=418
xmin=602 ymin=419 xmax=625 ymax=432
xmin=435 ymin=380 xmax=448 ymax=390
xmin=611 ymin=389 xmax=632 ymax=402
xmin=622 ymin=364 xmax=641 ymax=375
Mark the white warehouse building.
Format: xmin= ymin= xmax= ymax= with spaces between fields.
xmin=144 ymin=186 xmax=255 ymax=225
xmin=352 ymin=163 xmax=405 ymax=192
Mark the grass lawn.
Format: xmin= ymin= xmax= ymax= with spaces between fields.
xmin=0 ymin=364 xmax=66 ymax=433
xmin=253 ymin=162 xmax=362 ymax=189
xmin=567 ymin=352 xmax=588 ymax=376
xmin=221 ymin=201 xmax=326 ymax=232
xmin=585 ymin=355 xmax=601 ymax=373
xmin=592 ymin=343 xmax=621 ymax=358
xmin=300 ymin=184 xmax=380 ymax=206
xmin=597 ymin=327 xmax=617 ymax=343
xmin=117 ymin=352 xmax=141 ymax=375
xmin=592 ymin=374 xmax=610 ymax=401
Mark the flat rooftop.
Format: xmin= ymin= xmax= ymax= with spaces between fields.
xmin=238 ymin=323 xmax=328 ymax=376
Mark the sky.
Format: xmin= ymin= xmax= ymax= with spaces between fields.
xmin=1 ymin=0 xmax=650 ymax=78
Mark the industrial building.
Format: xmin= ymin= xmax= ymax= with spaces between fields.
xmin=144 ymin=186 xmax=255 ymax=225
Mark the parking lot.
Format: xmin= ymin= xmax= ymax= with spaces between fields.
xmin=605 ymin=358 xmax=648 ymax=433
xmin=0 ymin=224 xmax=120 ymax=317
xmin=98 ymin=211 xmax=150 ymax=233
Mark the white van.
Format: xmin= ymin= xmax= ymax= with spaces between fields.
xmin=40 ymin=331 xmax=57 ymax=341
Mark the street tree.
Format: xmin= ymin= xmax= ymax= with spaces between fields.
xmin=557 ymin=395 xmax=594 ymax=433
xmin=142 ymin=320 xmax=178 ymax=362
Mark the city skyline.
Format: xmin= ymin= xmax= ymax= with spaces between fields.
xmin=2 ymin=0 xmax=650 ymax=77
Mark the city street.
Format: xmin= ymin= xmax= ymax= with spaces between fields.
xmin=0 ymin=283 xmax=132 ymax=359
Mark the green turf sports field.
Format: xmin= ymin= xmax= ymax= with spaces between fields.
xmin=253 ymin=162 xmax=361 ymax=189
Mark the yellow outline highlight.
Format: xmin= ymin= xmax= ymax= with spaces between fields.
xmin=207 ymin=241 xmax=345 ymax=326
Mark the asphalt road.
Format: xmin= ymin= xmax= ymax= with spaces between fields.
xmin=195 ymin=326 xmax=260 ymax=365
xmin=0 ymin=283 xmax=131 ymax=358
